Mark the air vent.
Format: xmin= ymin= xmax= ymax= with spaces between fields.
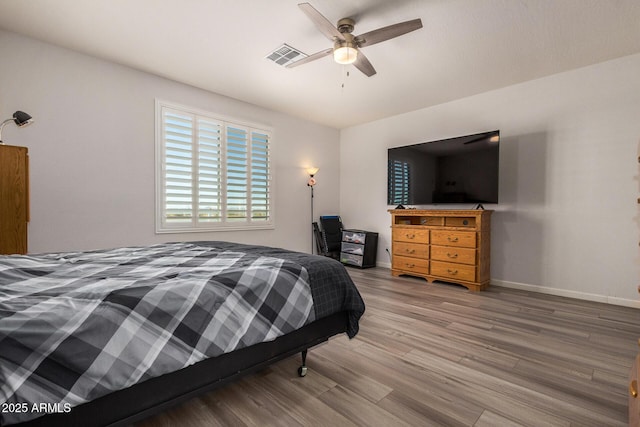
xmin=266 ymin=44 xmax=308 ymax=67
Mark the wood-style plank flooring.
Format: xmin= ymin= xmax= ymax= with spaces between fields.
xmin=137 ymin=267 xmax=640 ymax=426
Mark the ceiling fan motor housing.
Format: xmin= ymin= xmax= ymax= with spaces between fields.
xmin=337 ymin=18 xmax=355 ymax=34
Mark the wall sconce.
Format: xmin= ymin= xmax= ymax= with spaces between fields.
xmin=0 ymin=111 xmax=34 ymax=145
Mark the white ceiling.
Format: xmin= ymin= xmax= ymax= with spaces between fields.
xmin=0 ymin=0 xmax=639 ymax=129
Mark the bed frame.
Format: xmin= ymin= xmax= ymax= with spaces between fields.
xmin=15 ymin=312 xmax=348 ymax=427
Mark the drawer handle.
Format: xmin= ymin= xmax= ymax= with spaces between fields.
xmin=405 ymin=233 xmax=415 ymax=239
xmin=447 ymin=269 xmax=458 ymax=275
xmin=447 ymin=253 xmax=458 ymax=258
xmin=405 ymin=249 xmax=415 ymax=254
xmin=405 ymin=263 xmax=415 ymax=268
xmin=448 ymin=236 xmax=459 ymax=242
xmin=631 ymin=380 xmax=638 ymax=398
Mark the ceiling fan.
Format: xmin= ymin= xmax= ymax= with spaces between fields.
xmin=287 ymin=3 xmax=423 ymax=77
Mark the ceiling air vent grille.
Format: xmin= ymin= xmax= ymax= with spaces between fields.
xmin=266 ymin=44 xmax=307 ymax=67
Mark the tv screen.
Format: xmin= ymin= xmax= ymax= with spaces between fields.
xmin=387 ymin=130 xmax=499 ymax=206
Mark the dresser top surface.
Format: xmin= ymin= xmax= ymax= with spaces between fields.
xmin=388 ymin=209 xmax=492 ymax=216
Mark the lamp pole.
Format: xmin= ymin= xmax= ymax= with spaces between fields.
xmin=310 ymin=184 xmax=314 ymax=252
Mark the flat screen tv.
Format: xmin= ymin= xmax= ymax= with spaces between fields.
xmin=387 ymin=130 xmax=499 ymax=206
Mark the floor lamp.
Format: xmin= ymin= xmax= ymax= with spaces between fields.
xmin=307 ymin=167 xmax=318 ymax=253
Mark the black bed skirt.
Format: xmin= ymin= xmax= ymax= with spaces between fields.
xmin=14 ymin=312 xmax=349 ymax=427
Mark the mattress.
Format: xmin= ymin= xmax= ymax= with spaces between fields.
xmin=0 ymin=241 xmax=365 ymax=425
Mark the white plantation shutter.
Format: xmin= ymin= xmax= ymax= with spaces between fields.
xmin=226 ymin=125 xmax=249 ymax=221
xmin=251 ymin=131 xmax=270 ymax=221
xmin=156 ymin=101 xmax=273 ymax=232
xmin=163 ymin=110 xmax=194 ymax=225
xmin=197 ymin=118 xmax=223 ymax=223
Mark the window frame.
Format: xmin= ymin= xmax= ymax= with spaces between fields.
xmin=155 ymin=99 xmax=274 ymax=233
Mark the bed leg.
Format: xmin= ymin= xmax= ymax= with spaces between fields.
xmin=298 ymin=349 xmax=308 ymax=377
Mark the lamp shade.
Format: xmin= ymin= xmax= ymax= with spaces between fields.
xmin=0 ymin=110 xmax=34 ymax=144
xmin=306 ymin=167 xmax=319 ymax=176
xmin=13 ymin=111 xmax=33 ymax=127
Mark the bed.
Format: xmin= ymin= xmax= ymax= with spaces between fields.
xmin=0 ymin=241 xmax=365 ymax=426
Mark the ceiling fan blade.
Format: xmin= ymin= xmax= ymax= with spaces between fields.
xmin=353 ymin=49 xmax=376 ymax=77
xmin=286 ymin=48 xmax=333 ymax=68
xmin=298 ymin=3 xmax=344 ymax=41
xmin=356 ymin=18 xmax=423 ymax=47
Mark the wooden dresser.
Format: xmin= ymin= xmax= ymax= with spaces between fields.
xmin=389 ymin=209 xmax=491 ymax=291
xmin=631 ymin=285 xmax=640 ymax=427
xmin=631 ymin=340 xmax=639 ymax=426
xmin=0 ymin=144 xmax=29 ymax=255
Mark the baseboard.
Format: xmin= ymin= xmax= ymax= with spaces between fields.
xmin=372 ymin=264 xmax=640 ymax=309
xmin=377 ymin=261 xmax=391 ymax=269
xmin=491 ymin=279 xmax=640 ymax=309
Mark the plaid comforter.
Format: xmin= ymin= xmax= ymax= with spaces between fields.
xmin=0 ymin=242 xmax=364 ymax=425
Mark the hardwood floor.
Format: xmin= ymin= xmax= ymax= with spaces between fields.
xmin=137 ymin=268 xmax=640 ymax=426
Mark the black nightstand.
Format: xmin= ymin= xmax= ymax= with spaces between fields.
xmin=340 ymin=229 xmax=378 ymax=268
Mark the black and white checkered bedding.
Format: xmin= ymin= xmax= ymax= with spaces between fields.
xmin=0 ymin=241 xmax=365 ymax=425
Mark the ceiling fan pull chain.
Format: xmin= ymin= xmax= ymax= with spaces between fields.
xmin=341 ymin=68 xmax=350 ymax=92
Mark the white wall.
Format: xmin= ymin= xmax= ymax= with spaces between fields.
xmin=340 ymin=53 xmax=640 ymax=307
xmin=0 ymin=30 xmax=340 ymax=253
xmin=2 ymin=30 xmax=639 ymax=306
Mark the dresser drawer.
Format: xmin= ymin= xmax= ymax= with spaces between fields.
xmin=431 ymin=245 xmax=476 ymax=265
xmin=393 ymin=242 xmax=429 ymax=259
xmin=341 ymin=242 xmax=364 ymax=255
xmin=393 ymin=228 xmax=429 ymax=244
xmin=341 ymin=252 xmax=363 ymax=267
xmin=392 ymin=255 xmax=429 ymax=275
xmin=342 ymin=230 xmax=367 ymax=244
xmin=431 ymin=230 xmax=476 ymax=248
xmin=430 ymin=261 xmax=476 ymax=282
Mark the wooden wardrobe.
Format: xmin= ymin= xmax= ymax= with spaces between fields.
xmin=0 ymin=144 xmax=29 ymax=254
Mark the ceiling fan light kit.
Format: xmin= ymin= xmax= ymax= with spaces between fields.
xmin=334 ymin=44 xmax=358 ymax=65
xmin=287 ymin=2 xmax=423 ymax=77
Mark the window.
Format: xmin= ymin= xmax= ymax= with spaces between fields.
xmin=388 ymin=159 xmax=410 ymax=205
xmin=156 ymin=100 xmax=273 ymax=233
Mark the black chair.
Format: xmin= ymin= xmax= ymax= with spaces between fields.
xmin=316 ymin=215 xmax=343 ymax=259
xmin=312 ymin=222 xmax=325 ymax=256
